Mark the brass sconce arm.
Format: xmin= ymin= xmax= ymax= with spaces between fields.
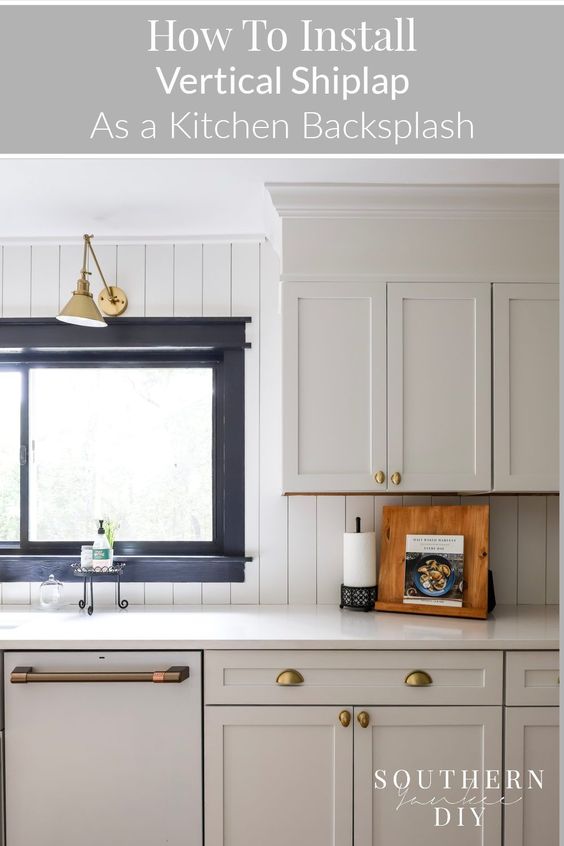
xmin=57 ymin=233 xmax=128 ymax=327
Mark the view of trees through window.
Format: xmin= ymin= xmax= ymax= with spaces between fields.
xmin=1 ymin=367 xmax=214 ymax=544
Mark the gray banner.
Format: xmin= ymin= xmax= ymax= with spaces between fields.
xmin=0 ymin=5 xmax=563 ymax=153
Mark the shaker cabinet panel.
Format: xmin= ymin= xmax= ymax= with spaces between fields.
xmin=505 ymin=650 xmax=559 ymax=706
xmin=387 ymin=283 xmax=491 ymax=492
xmin=504 ymin=707 xmax=559 ymax=846
xmin=493 ymin=284 xmax=559 ymax=491
xmin=282 ymin=282 xmax=387 ymax=492
xmin=205 ymin=705 xmax=353 ymax=846
xmin=354 ymin=705 xmax=502 ymax=846
xmin=204 ymin=649 xmax=503 ymax=706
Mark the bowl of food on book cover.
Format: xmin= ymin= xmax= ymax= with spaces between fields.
xmin=404 ymin=535 xmax=464 ymax=607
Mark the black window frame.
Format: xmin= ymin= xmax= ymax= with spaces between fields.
xmin=0 ymin=317 xmax=250 ymax=584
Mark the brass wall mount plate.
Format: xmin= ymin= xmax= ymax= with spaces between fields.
xmin=98 ymin=286 xmax=128 ymax=317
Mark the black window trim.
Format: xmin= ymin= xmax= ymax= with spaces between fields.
xmin=0 ymin=317 xmax=251 ymax=584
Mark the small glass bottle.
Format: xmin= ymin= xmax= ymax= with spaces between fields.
xmin=39 ymin=574 xmax=64 ymax=610
xmin=80 ymin=545 xmax=93 ymax=570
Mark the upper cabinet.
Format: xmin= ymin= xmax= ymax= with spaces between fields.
xmin=282 ymin=282 xmax=387 ymax=492
xmin=283 ymin=280 xmax=559 ymax=494
xmin=283 ymin=281 xmax=491 ymax=493
xmin=387 ymin=283 xmax=491 ymax=492
xmin=276 ymin=184 xmax=558 ymax=495
xmin=493 ymin=284 xmax=559 ymax=491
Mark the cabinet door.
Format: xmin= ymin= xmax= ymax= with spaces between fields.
xmin=282 ymin=282 xmax=387 ymax=492
xmin=205 ymin=705 xmax=353 ymax=846
xmin=354 ymin=705 xmax=502 ymax=846
xmin=5 ymin=651 xmax=202 ymax=846
xmin=493 ymin=284 xmax=559 ymax=491
xmin=387 ymin=283 xmax=491 ymax=491
xmin=504 ymin=707 xmax=559 ymax=846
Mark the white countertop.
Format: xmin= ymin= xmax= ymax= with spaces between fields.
xmin=0 ymin=604 xmax=557 ymax=650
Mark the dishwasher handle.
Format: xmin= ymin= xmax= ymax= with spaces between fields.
xmin=10 ymin=666 xmax=190 ymax=684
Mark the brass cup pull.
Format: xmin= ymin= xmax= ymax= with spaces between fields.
xmin=391 ymin=471 xmax=402 ymax=486
xmin=357 ymin=711 xmax=370 ymax=728
xmin=339 ymin=710 xmax=351 ymax=728
xmin=276 ymin=669 xmax=304 ymax=686
xmin=404 ymin=670 xmax=433 ymax=687
xmin=374 ymin=470 xmax=385 ymax=484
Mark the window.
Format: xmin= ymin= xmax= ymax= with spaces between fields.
xmin=28 ymin=367 xmax=213 ymax=543
xmin=0 ymin=318 xmax=248 ymax=582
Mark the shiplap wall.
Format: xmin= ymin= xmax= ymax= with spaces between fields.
xmin=288 ymin=493 xmax=559 ymax=606
xmin=0 ymin=241 xmax=559 ymax=606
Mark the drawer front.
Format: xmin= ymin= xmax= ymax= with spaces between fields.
xmin=204 ymin=650 xmax=503 ymax=705
xmin=506 ymin=651 xmax=560 ymax=706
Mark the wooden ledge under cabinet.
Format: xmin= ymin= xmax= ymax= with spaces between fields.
xmin=282 ymin=491 xmax=559 ymax=496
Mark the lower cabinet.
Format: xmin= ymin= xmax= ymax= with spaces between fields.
xmin=353 ymin=706 xmax=502 ymax=846
xmin=204 ymin=704 xmax=502 ymax=846
xmin=504 ymin=707 xmax=559 ymax=846
xmin=204 ymin=706 xmax=353 ymax=846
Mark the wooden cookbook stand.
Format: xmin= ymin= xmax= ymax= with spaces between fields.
xmin=375 ymin=505 xmax=489 ymax=620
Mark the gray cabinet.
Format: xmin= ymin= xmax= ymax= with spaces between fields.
xmin=282 ymin=281 xmax=387 ymax=492
xmin=204 ymin=650 xmax=505 ymax=846
xmin=503 ymin=650 xmax=559 ymax=846
xmin=504 ymin=707 xmax=559 ymax=846
xmin=493 ymin=283 xmax=559 ymax=491
xmin=283 ymin=280 xmax=559 ymax=493
xmin=204 ymin=705 xmax=353 ymax=846
xmin=387 ymin=283 xmax=491 ymax=492
xmin=282 ymin=281 xmax=492 ymax=493
xmin=354 ymin=706 xmax=502 ymax=846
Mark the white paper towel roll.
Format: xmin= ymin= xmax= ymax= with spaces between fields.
xmin=343 ymin=532 xmax=376 ymax=587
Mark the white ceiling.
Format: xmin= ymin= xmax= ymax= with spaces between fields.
xmin=0 ymin=159 xmax=558 ymax=240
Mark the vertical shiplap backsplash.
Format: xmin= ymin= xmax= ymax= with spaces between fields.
xmin=288 ymin=493 xmax=559 ymax=607
xmin=0 ymin=241 xmax=559 ymax=606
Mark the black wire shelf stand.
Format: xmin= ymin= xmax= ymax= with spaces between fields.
xmin=71 ymin=562 xmax=129 ymax=615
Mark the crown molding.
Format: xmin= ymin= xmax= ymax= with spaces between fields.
xmin=266 ymin=183 xmax=559 ymax=221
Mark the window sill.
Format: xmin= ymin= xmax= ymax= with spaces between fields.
xmin=0 ymin=556 xmax=249 ymax=583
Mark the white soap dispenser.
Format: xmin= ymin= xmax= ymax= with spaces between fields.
xmin=92 ymin=520 xmax=113 ymax=568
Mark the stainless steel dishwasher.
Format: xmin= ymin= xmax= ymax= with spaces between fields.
xmin=4 ymin=651 xmax=202 ymax=846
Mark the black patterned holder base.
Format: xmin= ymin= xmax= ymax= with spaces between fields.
xmin=340 ymin=584 xmax=377 ymax=612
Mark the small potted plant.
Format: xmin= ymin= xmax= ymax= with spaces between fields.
xmin=103 ymin=519 xmax=120 ymax=552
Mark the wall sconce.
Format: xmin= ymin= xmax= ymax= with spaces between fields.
xmin=57 ymin=234 xmax=128 ymax=328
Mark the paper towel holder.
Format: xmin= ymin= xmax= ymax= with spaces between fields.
xmin=339 ymin=583 xmax=378 ymax=612
xmin=340 ymin=516 xmax=377 ymax=611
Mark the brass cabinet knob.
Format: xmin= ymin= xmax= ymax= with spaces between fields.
xmin=276 ymin=669 xmax=304 ymax=686
xmin=357 ymin=711 xmax=370 ymax=728
xmin=338 ymin=710 xmax=351 ymax=728
xmin=391 ymin=472 xmax=402 ymax=486
xmin=374 ymin=470 xmax=385 ymax=484
xmin=404 ymin=670 xmax=433 ymax=687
